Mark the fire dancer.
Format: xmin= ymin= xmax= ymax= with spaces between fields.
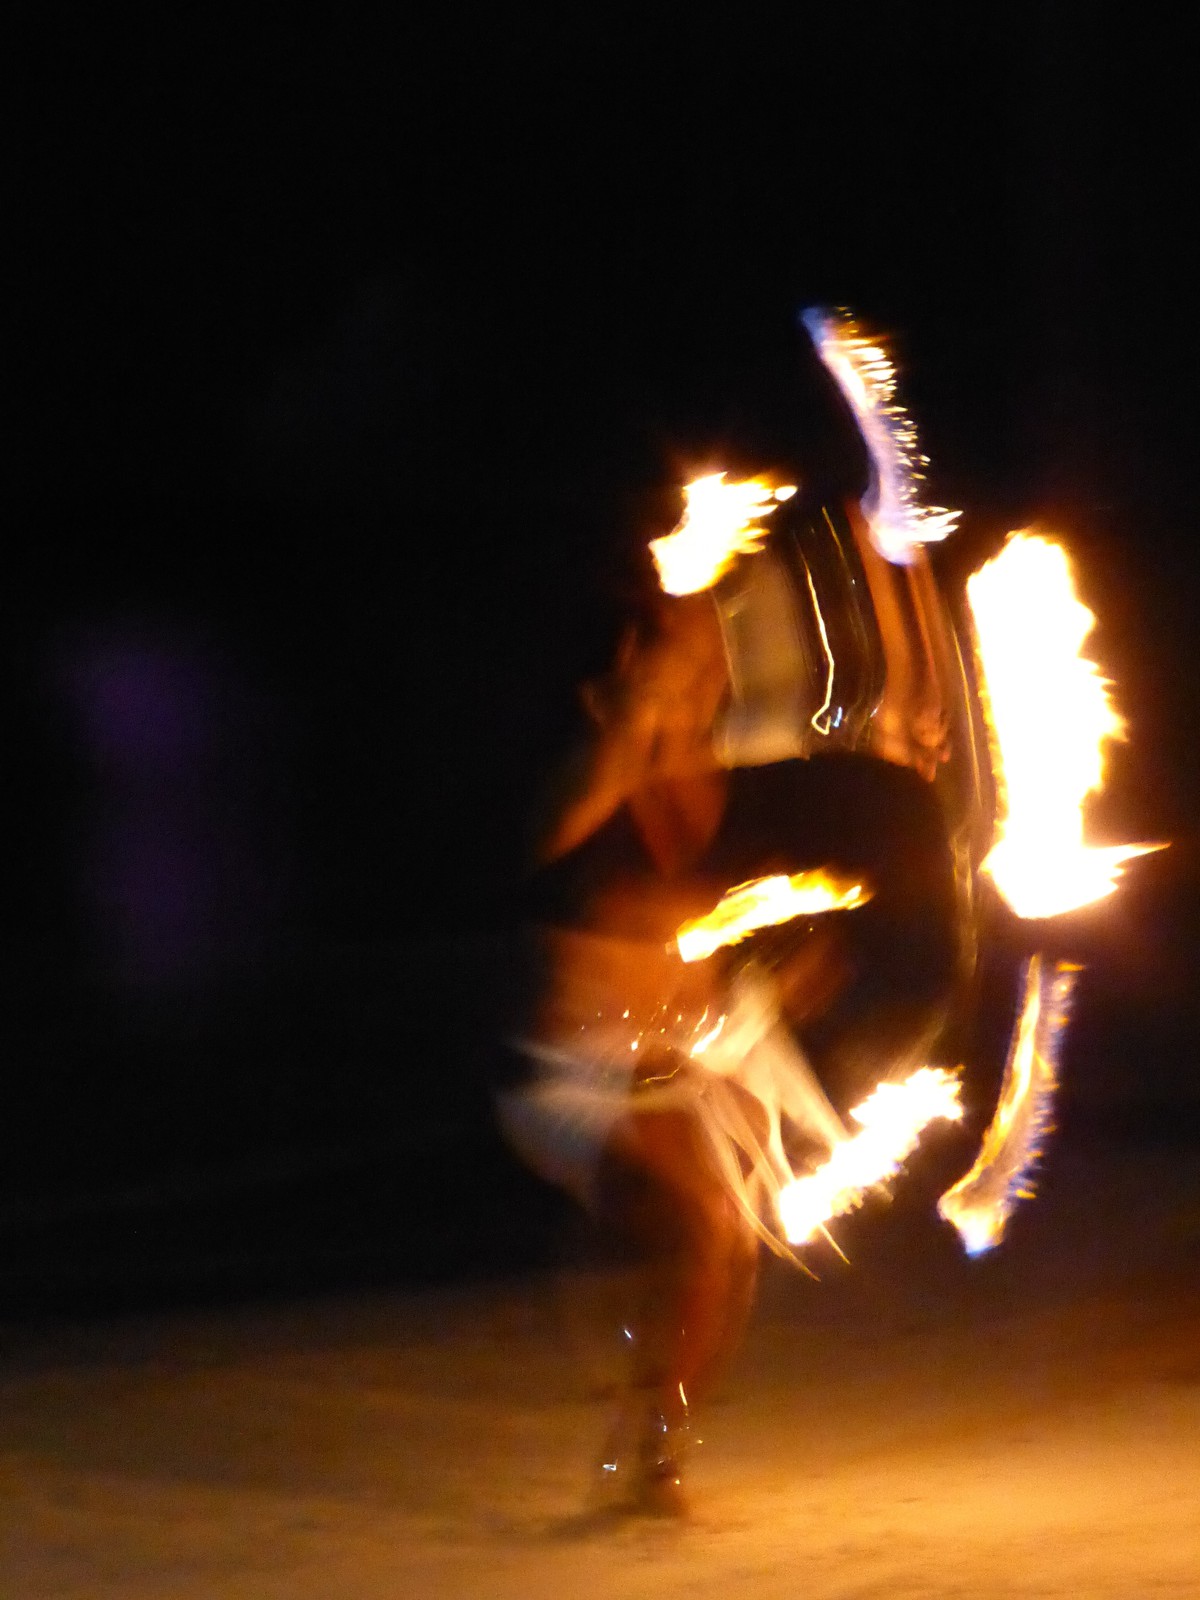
xmin=499 ymin=577 xmax=852 ymax=1517
xmin=498 ymin=312 xmax=985 ymax=1517
xmin=496 ymin=302 xmax=1151 ymax=1522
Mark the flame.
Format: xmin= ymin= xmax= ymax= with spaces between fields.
xmin=675 ymin=869 xmax=870 ymax=964
xmin=778 ymin=1066 xmax=963 ymax=1244
xmin=803 ymin=307 xmax=958 ymax=564
xmin=649 ymin=473 xmax=796 ymax=595
xmin=938 ymin=955 xmax=1075 ymax=1256
xmin=968 ymin=532 xmax=1153 ymax=917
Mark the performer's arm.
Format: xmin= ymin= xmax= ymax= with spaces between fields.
xmin=532 ymin=597 xmax=730 ymax=867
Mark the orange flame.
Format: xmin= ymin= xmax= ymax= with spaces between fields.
xmin=675 ymin=870 xmax=870 ymax=964
xmin=968 ymin=532 xmax=1153 ymax=918
xmin=649 ymin=473 xmax=796 ymax=595
xmin=778 ymin=1066 xmax=963 ymax=1244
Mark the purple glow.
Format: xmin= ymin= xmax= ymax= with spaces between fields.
xmin=57 ymin=621 xmax=282 ymax=990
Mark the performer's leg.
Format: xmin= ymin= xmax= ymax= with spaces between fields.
xmin=595 ymin=1106 xmax=760 ymax=1513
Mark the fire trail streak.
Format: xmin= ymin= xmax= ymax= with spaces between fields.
xmin=643 ymin=339 xmax=1157 ymax=1260
xmin=674 ymin=877 xmax=958 ymax=1252
xmin=675 ymin=870 xmax=870 ymax=964
xmin=967 ymin=531 xmax=1154 ymax=919
xmin=938 ymin=955 xmax=1076 ymax=1255
xmin=778 ymin=1067 xmax=963 ymax=1245
xmin=803 ymin=307 xmax=959 ymax=564
xmin=939 ymin=533 xmax=1156 ymax=1249
xmin=649 ymin=473 xmax=795 ymax=595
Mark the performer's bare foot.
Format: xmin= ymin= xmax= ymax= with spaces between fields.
xmin=594 ymin=1396 xmax=693 ymax=1519
xmin=632 ymin=1457 xmax=689 ymax=1519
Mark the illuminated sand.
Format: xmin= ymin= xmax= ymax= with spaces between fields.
xmin=3 ymin=1141 xmax=1199 ymax=1599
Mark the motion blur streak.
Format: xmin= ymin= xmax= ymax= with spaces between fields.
xmin=939 ymin=956 xmax=1077 ymax=1255
xmin=649 ymin=473 xmax=796 ymax=595
xmin=803 ymin=307 xmax=959 ymax=564
xmin=778 ymin=1067 xmax=963 ymax=1244
xmin=675 ymin=870 xmax=870 ymax=963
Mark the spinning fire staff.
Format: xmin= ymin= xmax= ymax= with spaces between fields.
xmin=499 ymin=308 xmax=1151 ymax=1517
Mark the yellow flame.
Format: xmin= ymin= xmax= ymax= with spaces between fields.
xmin=968 ymin=532 xmax=1153 ymax=918
xmin=649 ymin=473 xmax=796 ymax=595
xmin=675 ymin=870 xmax=870 ymax=964
xmin=778 ymin=1066 xmax=963 ymax=1244
xmin=938 ymin=956 xmax=1075 ymax=1256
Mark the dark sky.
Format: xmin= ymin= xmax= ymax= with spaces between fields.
xmin=8 ymin=12 xmax=1198 ymax=1273
xmin=23 ymin=11 xmax=1189 ymax=508
xmin=21 ymin=13 xmax=1194 ymax=871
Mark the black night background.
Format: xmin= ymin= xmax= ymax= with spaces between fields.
xmin=4 ymin=15 xmax=1200 ymax=1594
xmin=9 ymin=11 xmax=1196 ymax=1306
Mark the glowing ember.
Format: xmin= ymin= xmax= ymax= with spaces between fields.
xmin=968 ymin=532 xmax=1152 ymax=918
xmin=778 ymin=1066 xmax=963 ymax=1244
xmin=803 ymin=307 xmax=958 ymax=564
xmin=649 ymin=473 xmax=796 ymax=595
xmin=938 ymin=955 xmax=1075 ymax=1256
xmin=675 ymin=870 xmax=870 ymax=964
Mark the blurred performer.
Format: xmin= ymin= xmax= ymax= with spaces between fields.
xmin=499 ymin=582 xmax=851 ymax=1517
xmin=497 ymin=285 xmax=986 ymax=1510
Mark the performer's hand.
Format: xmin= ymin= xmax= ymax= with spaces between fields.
xmin=534 ymin=596 xmax=730 ymax=866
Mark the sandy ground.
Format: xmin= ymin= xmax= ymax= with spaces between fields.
xmin=2 ymin=1137 xmax=1199 ymax=1599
